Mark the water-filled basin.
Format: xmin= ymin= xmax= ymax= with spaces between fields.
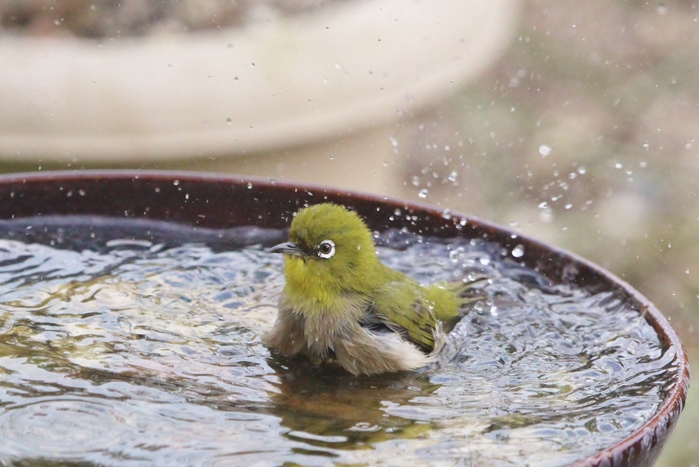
xmin=0 ymin=170 xmax=689 ymax=466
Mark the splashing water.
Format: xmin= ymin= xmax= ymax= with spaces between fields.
xmin=0 ymin=217 xmax=676 ymax=466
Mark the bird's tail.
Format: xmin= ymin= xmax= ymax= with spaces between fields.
xmin=455 ymin=274 xmax=489 ymax=311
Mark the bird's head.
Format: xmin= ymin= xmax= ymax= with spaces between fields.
xmin=269 ymin=203 xmax=385 ymax=307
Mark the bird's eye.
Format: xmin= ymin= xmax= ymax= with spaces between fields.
xmin=317 ymin=239 xmax=336 ymax=259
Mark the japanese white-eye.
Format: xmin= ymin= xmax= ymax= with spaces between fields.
xmin=264 ymin=203 xmax=474 ymax=376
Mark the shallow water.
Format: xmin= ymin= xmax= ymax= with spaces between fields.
xmin=0 ymin=217 xmax=677 ymax=466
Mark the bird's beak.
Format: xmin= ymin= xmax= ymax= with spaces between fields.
xmin=268 ymin=241 xmax=305 ymax=257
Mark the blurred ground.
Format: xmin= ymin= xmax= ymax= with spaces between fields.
xmin=1 ymin=0 xmax=697 ymax=465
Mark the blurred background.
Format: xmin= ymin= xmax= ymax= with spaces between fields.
xmin=0 ymin=0 xmax=696 ymax=465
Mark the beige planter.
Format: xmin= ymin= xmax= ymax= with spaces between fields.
xmin=0 ymin=0 xmax=518 ymax=191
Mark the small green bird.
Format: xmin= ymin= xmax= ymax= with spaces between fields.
xmin=264 ymin=203 xmax=474 ymax=376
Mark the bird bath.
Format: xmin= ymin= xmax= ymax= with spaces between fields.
xmin=0 ymin=170 xmax=689 ymax=466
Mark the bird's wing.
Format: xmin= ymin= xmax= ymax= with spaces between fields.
xmin=366 ymin=280 xmax=439 ymax=350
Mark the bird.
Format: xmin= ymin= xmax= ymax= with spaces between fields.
xmin=264 ymin=203 xmax=477 ymax=376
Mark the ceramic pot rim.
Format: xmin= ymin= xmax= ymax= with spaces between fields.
xmin=0 ymin=0 xmax=518 ymax=161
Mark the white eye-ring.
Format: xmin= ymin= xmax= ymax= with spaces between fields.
xmin=317 ymin=239 xmax=336 ymax=259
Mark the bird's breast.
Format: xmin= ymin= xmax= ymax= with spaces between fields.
xmin=280 ymin=292 xmax=369 ymax=351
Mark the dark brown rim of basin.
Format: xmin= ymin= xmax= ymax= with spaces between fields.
xmin=0 ymin=169 xmax=689 ymax=467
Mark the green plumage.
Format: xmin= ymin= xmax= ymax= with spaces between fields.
xmin=264 ymin=203 xmax=475 ymax=376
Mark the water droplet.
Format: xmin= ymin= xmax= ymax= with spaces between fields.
xmin=226 ymin=118 xmax=232 ymax=125
xmin=657 ymin=3 xmax=667 ymax=15
xmin=511 ymin=244 xmax=525 ymax=258
xmin=418 ymin=189 xmax=428 ymax=199
xmin=389 ymin=136 xmax=399 ymax=147
xmin=173 ymin=180 xmax=180 ymax=186
xmin=247 ymin=182 xmax=253 ymax=189
xmin=539 ymin=209 xmax=554 ymax=223
xmin=642 ymin=141 xmax=650 ymax=149
xmin=539 ymin=145 xmax=551 ymax=157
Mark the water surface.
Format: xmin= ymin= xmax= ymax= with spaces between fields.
xmin=0 ymin=217 xmax=676 ymax=466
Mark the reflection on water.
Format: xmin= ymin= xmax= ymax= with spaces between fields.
xmin=0 ymin=217 xmax=677 ymax=466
